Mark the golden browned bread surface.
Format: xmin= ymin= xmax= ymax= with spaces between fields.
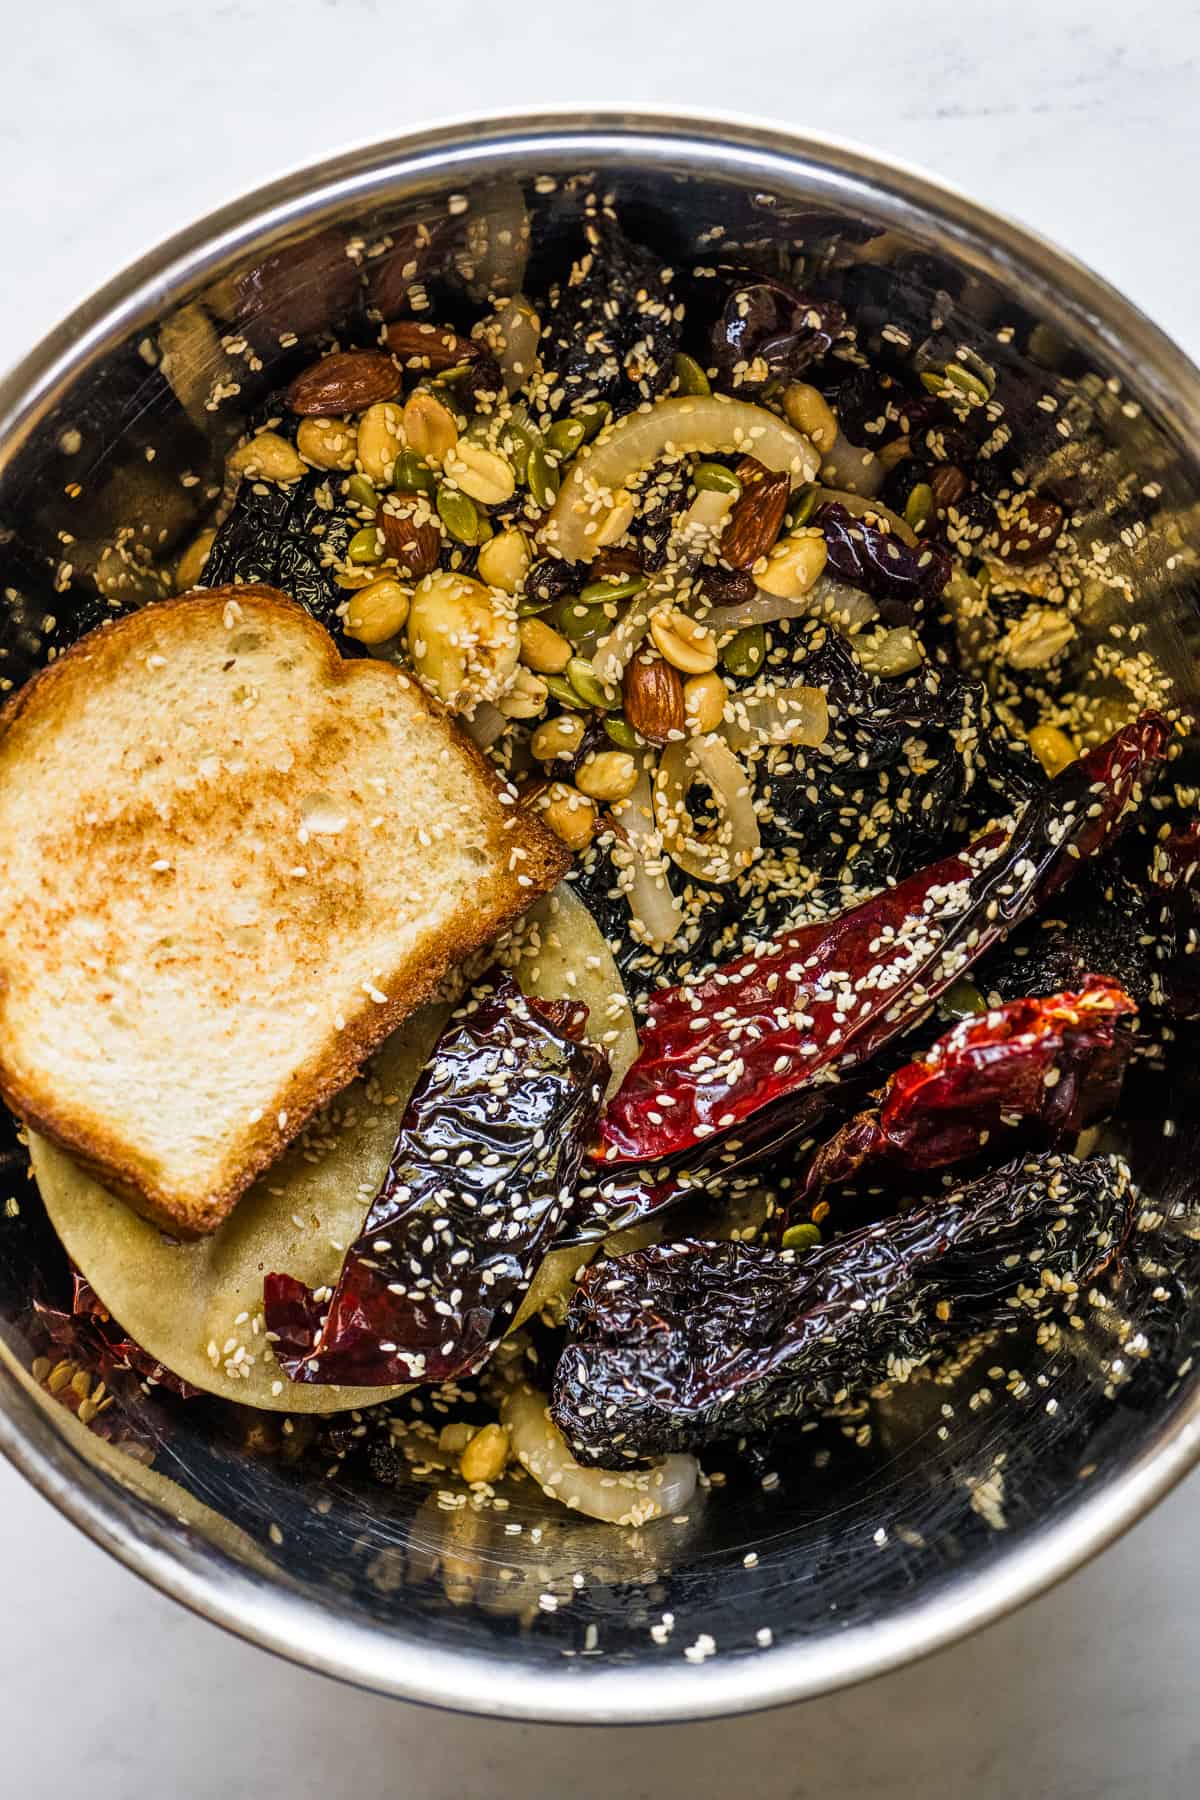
xmin=0 ymin=586 xmax=566 ymax=1234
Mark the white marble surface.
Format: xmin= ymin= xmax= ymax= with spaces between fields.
xmin=3 ymin=1 xmax=1200 ymax=1793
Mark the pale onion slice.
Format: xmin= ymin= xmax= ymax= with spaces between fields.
xmin=30 ymin=1006 xmax=449 ymax=1412
xmin=455 ymin=183 xmax=530 ymax=301
xmin=723 ymin=684 xmax=830 ymax=751
xmin=814 ymin=486 xmax=918 ymax=546
xmin=509 ymin=1243 xmax=595 ymax=1331
xmin=590 ymin=488 xmax=738 ymax=686
xmin=654 ymin=734 xmax=760 ymax=885
xmin=818 ymin=433 xmax=885 ymax=496
xmin=609 ymin=761 xmax=683 ymax=945
xmin=502 ymin=1379 xmax=698 ymax=1525
xmin=544 ymin=395 xmax=819 ymax=562
xmin=704 ymin=574 xmax=878 ymax=638
xmin=477 ymin=293 xmax=540 ymax=395
xmin=462 ymin=700 xmax=508 ymax=749
xmin=506 ymin=882 xmax=639 ymax=1096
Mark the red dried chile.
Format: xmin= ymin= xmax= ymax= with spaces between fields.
xmin=598 ymin=714 xmax=1170 ymax=1165
xmin=552 ymin=1152 xmax=1136 ymax=1463
xmin=34 ymin=1271 xmax=202 ymax=1401
xmin=790 ymin=976 xmax=1137 ymax=1218
xmin=264 ymin=974 xmax=608 ymax=1387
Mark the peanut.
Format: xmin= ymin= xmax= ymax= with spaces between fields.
xmin=541 ymin=783 xmax=598 ymax=851
xmin=344 ymin=576 xmax=411 ymax=645
xmin=296 ymin=416 xmax=359 ymax=471
xmin=444 ymin=441 xmax=516 ymax=506
xmin=518 ymin=616 xmax=572 ymax=675
xmin=531 ymin=714 xmax=587 ymax=761
xmin=477 ymin=527 xmax=531 ymax=594
xmin=782 ymin=381 xmax=838 ymax=451
xmin=575 ymin=750 xmax=638 ymax=803
xmin=227 ymin=430 xmax=306 ymax=484
xmin=755 ymin=529 xmax=828 ymax=600
xmin=649 ymin=608 xmax=718 ymax=675
xmin=402 ymin=388 xmax=459 ymax=464
xmin=683 ymin=671 xmax=728 ymax=736
xmin=356 ymin=401 xmax=405 ymax=484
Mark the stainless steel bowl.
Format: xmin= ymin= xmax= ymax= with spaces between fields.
xmin=2 ymin=112 xmax=1199 ymax=1724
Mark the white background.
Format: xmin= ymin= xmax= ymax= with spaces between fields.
xmin=3 ymin=2 xmax=1200 ymax=1794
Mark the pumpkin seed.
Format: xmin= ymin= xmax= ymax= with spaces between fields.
xmin=721 ymin=623 xmax=767 ymax=679
xmin=518 ymin=593 xmax=553 ymax=617
xmin=941 ymin=977 xmax=987 ymax=1020
xmin=566 ymin=656 xmax=618 ymax=711
xmin=546 ymin=417 xmax=587 ymax=459
xmin=436 ymin=484 xmax=480 ymax=545
xmin=346 ymin=474 xmax=378 ymax=511
xmin=506 ymin=416 xmax=539 ymax=485
xmin=553 ymin=597 xmax=612 ymax=643
xmin=904 ymin=482 xmax=934 ymax=532
xmin=347 ymin=525 xmax=384 ymax=565
xmin=673 ymin=352 xmax=711 ymax=396
xmin=781 ymin=1222 xmax=822 ymax=1252
xmin=527 ymin=445 xmax=561 ymax=509
xmin=576 ymin=402 xmax=610 ymax=443
xmin=603 ymin=715 xmax=639 ymax=750
xmin=392 ymin=451 xmax=437 ymax=497
xmin=944 ymin=362 xmax=992 ymax=404
xmin=543 ymin=674 xmax=587 ymax=711
xmin=693 ymin=461 xmax=742 ymax=498
xmin=579 ymin=573 xmax=646 ymax=605
xmin=786 ymin=482 xmax=819 ymax=529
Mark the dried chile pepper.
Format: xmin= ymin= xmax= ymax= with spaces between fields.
xmin=552 ymin=1152 xmax=1136 ymax=1463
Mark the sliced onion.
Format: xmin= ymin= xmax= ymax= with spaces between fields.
xmin=502 ymin=1380 xmax=699 ymax=1524
xmin=723 ymin=684 xmax=830 ymax=751
xmin=654 ymin=734 xmax=760 ymax=884
xmin=477 ymin=293 xmax=540 ymax=395
xmin=510 ymin=882 xmax=639 ymax=1095
xmin=455 ymin=182 xmax=530 ymax=301
xmin=462 ymin=701 xmax=508 ymax=749
xmin=818 ymin=433 xmax=885 ymax=497
xmin=609 ymin=763 xmax=682 ymax=946
xmin=545 ymin=395 xmax=819 ymax=562
xmin=704 ymin=574 xmax=878 ymax=637
xmin=815 ymin=486 xmax=918 ymax=546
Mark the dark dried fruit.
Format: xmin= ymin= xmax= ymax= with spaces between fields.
xmin=264 ymin=974 xmax=607 ymax=1386
xmin=815 ymin=501 xmax=952 ymax=611
xmin=622 ymin=654 xmax=685 ymax=744
xmin=552 ymin=1152 xmax=1136 ymax=1462
xmin=598 ymin=714 xmax=1169 ymax=1164
xmin=541 ymin=221 xmax=680 ymax=420
xmin=995 ymin=495 xmax=1065 ymax=563
xmin=285 ymin=350 xmax=401 ymax=416
xmin=700 ymin=269 xmax=846 ymax=394
xmin=930 ymin=464 xmax=970 ymax=513
xmin=375 ymin=503 xmax=441 ymax=578
xmin=201 ymin=471 xmax=352 ymax=632
xmin=719 ymin=463 xmax=790 ymax=568
xmin=791 ymin=977 xmax=1137 ymax=1217
xmin=525 ymin=556 xmax=582 ymax=610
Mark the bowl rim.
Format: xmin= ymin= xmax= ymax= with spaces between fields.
xmin=3 ymin=106 xmax=1200 ymax=1724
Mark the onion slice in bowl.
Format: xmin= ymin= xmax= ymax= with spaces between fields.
xmin=544 ymin=395 xmax=818 ymax=562
xmin=609 ymin=760 xmax=683 ymax=946
xmin=723 ymin=684 xmax=830 ymax=751
xmin=654 ymin=734 xmax=760 ymax=884
xmin=502 ymin=1377 xmax=698 ymax=1525
xmin=704 ymin=574 xmax=879 ymax=638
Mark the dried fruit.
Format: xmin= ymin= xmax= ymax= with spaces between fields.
xmin=701 ymin=268 xmax=846 ymax=394
xmin=791 ymin=977 xmax=1138 ymax=1216
xmin=622 ymin=653 xmax=685 ymax=744
xmin=815 ymin=501 xmax=951 ymax=610
xmin=719 ymin=463 xmax=790 ymax=569
xmin=285 ymin=350 xmax=401 ymax=416
xmin=375 ymin=502 xmax=441 ymax=579
xmin=552 ymin=1153 xmax=1135 ymax=1461
xmin=597 ymin=714 xmax=1170 ymax=1164
xmin=264 ymin=975 xmax=608 ymax=1385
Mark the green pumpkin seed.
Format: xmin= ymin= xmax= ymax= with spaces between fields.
xmin=941 ymin=977 xmax=987 ymax=1020
xmin=518 ymin=593 xmax=553 ymax=617
xmin=506 ymin=414 xmax=540 ymax=484
xmin=527 ymin=445 xmax=561 ymax=510
xmin=347 ymin=525 xmax=384 ymax=565
xmin=576 ymin=402 xmax=610 ymax=443
xmin=566 ymin=655 xmax=618 ymax=711
xmin=392 ymin=451 xmax=437 ymax=497
xmin=904 ymin=482 xmax=934 ymax=532
xmin=546 ymin=417 xmax=587 ymax=459
xmin=944 ymin=362 xmax=992 ymax=404
xmin=579 ymin=573 xmax=646 ymax=605
xmin=543 ymin=674 xmax=587 ymax=711
xmin=346 ymin=474 xmax=378 ymax=511
xmin=603 ymin=715 xmax=639 ymax=750
xmin=722 ymin=623 xmax=767 ymax=679
xmin=673 ymin=352 xmax=711 ymax=396
xmin=786 ymin=482 xmax=819 ymax=529
xmin=436 ymin=484 xmax=480 ymax=545
xmin=552 ymin=597 xmax=612 ymax=642
xmin=920 ymin=369 xmax=949 ymax=397
xmin=781 ymin=1222 xmax=822 ymax=1252
xmin=693 ymin=461 xmax=742 ymax=498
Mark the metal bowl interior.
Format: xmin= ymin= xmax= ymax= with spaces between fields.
xmin=1 ymin=113 xmax=1199 ymax=1724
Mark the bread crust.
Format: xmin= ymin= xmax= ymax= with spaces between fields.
xmin=0 ymin=586 xmax=568 ymax=1235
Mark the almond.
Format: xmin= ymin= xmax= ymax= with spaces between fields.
xmin=384 ymin=319 xmax=478 ymax=371
xmin=375 ymin=503 xmax=441 ymax=579
xmin=720 ymin=462 xmax=790 ymax=569
xmin=622 ymin=653 xmax=685 ymax=745
xmin=286 ymin=350 xmax=400 ymax=416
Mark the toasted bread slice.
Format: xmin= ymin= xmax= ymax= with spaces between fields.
xmin=0 ymin=586 xmax=567 ymax=1235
